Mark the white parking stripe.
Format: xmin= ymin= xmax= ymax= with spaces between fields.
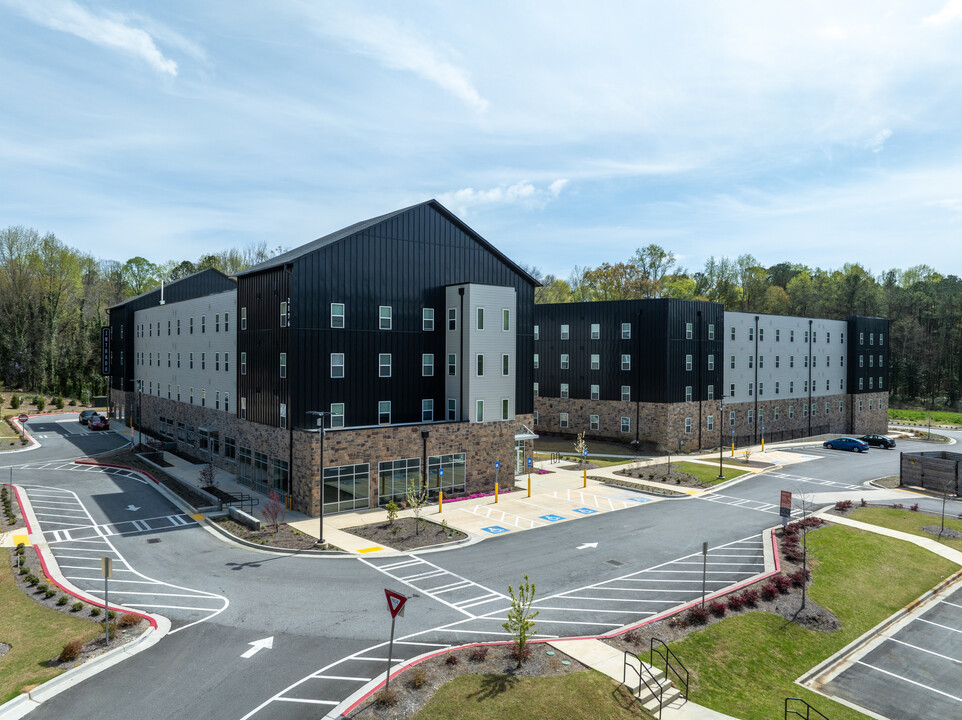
xmin=888 ymin=637 xmax=962 ymax=665
xmin=917 ymin=618 xmax=962 ymax=635
xmin=274 ymin=698 xmax=338 ymax=706
xmin=855 ymin=661 xmax=962 ymax=703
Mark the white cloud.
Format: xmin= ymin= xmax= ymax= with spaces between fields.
xmin=305 ymin=8 xmax=488 ymax=112
xmin=922 ymin=0 xmax=962 ymax=26
xmin=438 ymin=179 xmax=568 ymax=215
xmin=4 ymin=0 xmax=179 ymax=75
xmin=869 ymin=128 xmax=893 ymax=153
xmin=928 ymin=198 xmax=962 ymax=212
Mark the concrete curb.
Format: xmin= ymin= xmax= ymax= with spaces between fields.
xmin=201 ymin=516 xmax=351 ymax=557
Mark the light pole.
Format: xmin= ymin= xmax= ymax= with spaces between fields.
xmin=306 ymin=410 xmax=329 ymax=546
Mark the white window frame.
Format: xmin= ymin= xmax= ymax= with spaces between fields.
xmin=447 ymin=399 xmax=457 ymax=421
xmin=621 ymin=385 xmax=630 ymax=402
xmin=379 ymin=401 xmax=391 ymax=425
xmin=621 ymin=323 xmax=631 ymax=339
xmin=476 ymin=307 xmax=484 ymax=330
xmin=590 ymin=323 xmax=600 ymax=339
xmin=279 ymin=353 xmax=287 ymax=378
xmin=502 ymin=309 xmax=510 ymax=331
xmin=422 ymin=307 xmax=434 ymax=331
xmin=559 ymin=412 xmax=569 ymax=429
xmin=590 ymin=414 xmax=600 ymax=430
xmin=379 ymin=306 xmax=392 ymax=330
xmin=560 ymin=383 xmax=569 ymax=399
xmin=422 ymin=354 xmax=434 ymax=377
xmin=279 ymin=302 xmax=287 ymax=328
xmin=448 ymin=307 xmax=457 ymax=331
xmin=476 ymin=400 xmax=485 ymax=423
xmin=591 ymin=384 xmax=600 ymax=400
xmin=561 ymin=353 xmax=570 ymax=370
xmin=379 ymin=353 xmax=392 ymax=378
xmin=533 ymin=353 xmax=539 ymax=369
xmin=590 ymin=354 xmax=600 ymax=370
xmin=561 ymin=324 xmax=569 ymax=340
xmin=448 ymin=353 xmax=457 ymax=376
xmin=501 ymin=398 xmax=510 ymax=420
xmin=422 ymin=399 xmax=434 ymax=422
xmin=621 ymin=354 xmax=630 ymax=371
xmin=621 ymin=416 xmax=630 ymax=433
xmin=331 ymin=402 xmax=345 ymax=428
xmin=330 ymin=303 xmax=345 ymax=328
xmin=476 ymin=354 xmax=484 ymax=377
xmin=331 ymin=353 xmax=344 ymax=378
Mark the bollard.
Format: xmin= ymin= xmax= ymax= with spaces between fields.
xmin=439 ymin=490 xmax=443 ymax=513
xmin=731 ymin=442 xmax=735 ymax=457
xmin=495 ymin=483 xmax=499 ymax=503
xmin=527 ymin=476 xmax=531 ymax=498
xmin=583 ymin=468 xmax=587 ymax=488
xmin=761 ymin=438 xmax=765 ymax=452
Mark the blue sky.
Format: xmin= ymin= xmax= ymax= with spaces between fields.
xmin=2 ymin=1 xmax=961 ymax=280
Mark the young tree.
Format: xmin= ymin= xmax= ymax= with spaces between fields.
xmin=405 ymin=475 xmax=428 ymax=536
xmin=200 ymin=460 xmax=217 ymax=488
xmin=503 ymin=574 xmax=539 ymax=667
xmin=261 ymin=490 xmax=285 ymax=534
xmin=573 ymin=431 xmax=588 ymax=465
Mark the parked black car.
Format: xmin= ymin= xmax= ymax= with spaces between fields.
xmin=860 ymin=434 xmax=896 ymax=449
xmin=79 ymin=410 xmax=98 ymax=425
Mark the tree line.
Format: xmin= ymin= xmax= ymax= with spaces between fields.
xmin=0 ymin=225 xmax=278 ymax=400
xmin=525 ymin=245 xmax=960 ymax=409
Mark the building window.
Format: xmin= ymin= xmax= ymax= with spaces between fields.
xmin=241 ymin=352 xmax=247 ymax=375
xmin=501 ymin=354 xmax=510 ymax=376
xmin=759 ymin=355 xmax=764 ymax=369
xmin=379 ymin=353 xmax=392 ymax=378
xmin=803 ymin=404 xmax=809 ymax=417
xmin=422 ymin=354 xmax=434 ymax=376
xmin=167 ymin=352 xmax=171 ymax=367
xmin=476 ymin=354 xmax=484 ymax=376
xmin=804 ymin=330 xmax=809 ymax=343
xmin=730 ymin=383 xmax=735 ymax=397
xmin=379 ymin=401 xmax=391 ymax=425
xmin=533 ymin=353 xmax=539 ymax=369
xmin=201 ymin=352 xmax=206 ymax=370
xmin=731 ymin=326 xmax=736 ymax=341
xmin=240 ymin=308 xmax=247 ymax=331
xmin=621 ymin=354 xmax=631 ymax=371
xmin=748 ymin=328 xmax=754 ymax=342
xmin=759 ymin=328 xmax=764 ymax=342
xmin=826 ymin=401 xmax=831 ymax=415
xmin=331 ymin=402 xmax=345 ymax=428
xmin=879 ymin=376 xmax=884 ymax=389
xmin=790 ymin=381 xmax=794 ymax=393
xmin=224 ymin=437 xmax=236 ymax=460
xmin=685 ymin=385 xmax=693 ymax=402
xmin=591 ymin=323 xmax=600 ymax=339
xmin=280 ymin=353 xmax=287 ymax=378
xmin=685 ymin=417 xmax=692 ymax=434
xmin=622 ymin=323 xmax=631 ymax=339
xmin=378 ymin=458 xmax=420 ymax=505
xmin=708 ymin=384 xmax=714 ymax=400
xmin=790 ymin=355 xmax=794 ymax=368
xmin=870 ymin=332 xmax=875 ymax=346
xmin=859 ymin=399 xmax=864 ymax=412
xmin=423 ymin=308 xmax=434 ymax=331
xmin=560 ymin=412 xmax=569 ymax=429
xmin=839 ymin=401 xmax=844 ymax=413
xmin=707 ymin=415 xmax=714 ymax=431
xmin=448 ymin=308 xmax=457 ymax=330
xmin=561 ymin=324 xmax=569 ymax=340
xmin=775 ymin=355 xmax=780 ymax=368
xmin=189 ymin=352 xmax=194 ymax=369
xmin=448 ymin=353 xmax=456 ymax=376
xmin=447 ymin=399 xmax=457 ymax=421
xmin=774 ymin=407 xmax=780 ymax=420
xmin=177 ymin=319 xmax=181 ymax=335
xmin=534 ymin=324 xmax=539 ymax=340
xmin=279 ymin=402 xmax=286 ymax=428
xmin=225 ymin=312 xmax=230 ymax=332
xmin=685 ymin=354 xmax=692 ymax=371
xmin=775 ymin=381 xmax=780 ymax=395
xmin=422 ymin=399 xmax=434 ymax=422
xmin=215 ymin=352 xmax=220 ymax=371
xmin=591 ymin=384 xmax=600 ymax=400
xmin=501 ymin=398 xmax=510 ymax=420
xmin=201 ymin=315 xmax=207 ymax=333
xmin=215 ymin=391 xmax=220 ymax=410
xmin=476 ymin=400 xmax=485 ymax=422
xmin=591 ymin=354 xmax=600 ymax=370
xmin=729 ymin=410 xmax=735 ymax=426
xmin=167 ymin=320 xmax=171 ymax=336
xmin=759 ymin=382 xmax=764 ymax=396
xmin=560 ymin=383 xmax=569 ymax=399
xmin=869 ymin=355 xmax=874 ymax=367
xmin=503 ymin=309 xmax=510 ymax=331
xmin=331 ymin=303 xmax=345 ymax=328
xmin=177 ymin=385 xmax=181 ymax=401
xmin=859 ymin=355 xmax=864 ymax=368
xmin=730 ymin=355 xmax=735 ymax=369
xmin=533 ymin=382 xmax=539 ymax=397
xmin=775 ymin=329 xmax=780 ymax=342
xmin=686 ymin=322 xmax=693 ymax=339
xmin=225 ymin=393 xmax=231 ymax=412
xmin=708 ymin=354 xmax=714 ymax=370
xmin=621 ymin=385 xmax=630 ymax=402
xmin=533 ymin=410 xmax=539 ymax=425
xmin=379 ymin=306 xmax=392 ymax=330
xmin=748 ymin=382 xmax=753 ymax=397
xmin=561 ymin=354 xmax=570 ymax=370
xmin=476 ymin=307 xmax=484 ymax=330
xmin=748 ymin=410 xmax=753 ymax=424
xmin=190 ymin=317 xmax=194 ymax=334
xmin=804 ymin=355 xmax=808 ymax=368
xmin=708 ymin=324 xmax=715 ymax=340
xmin=331 ymin=353 xmax=344 ymax=378
xmin=621 ymin=416 xmax=630 ymax=433
xmin=869 ymin=377 xmax=874 ymax=389
xmin=215 ymin=314 xmax=220 ymax=332
xmin=189 ymin=387 xmax=194 ymax=404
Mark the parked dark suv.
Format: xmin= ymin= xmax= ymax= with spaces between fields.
xmin=79 ymin=410 xmax=98 ymax=425
xmin=860 ymin=434 xmax=896 ymax=449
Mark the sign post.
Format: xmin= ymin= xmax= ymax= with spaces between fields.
xmin=101 ymin=556 xmax=113 ymax=643
xmin=494 ymin=460 xmax=500 ymax=493
xmin=701 ymin=541 xmax=708 ymax=607
xmin=383 ymin=589 xmax=408 ymax=691
xmin=17 ymin=413 xmax=27 ymax=439
xmin=779 ymin=490 xmax=792 ymax=528
xmin=761 ymin=425 xmax=765 ymax=453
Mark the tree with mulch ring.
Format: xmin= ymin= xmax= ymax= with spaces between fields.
xmin=343 ymin=517 xmax=467 ymax=551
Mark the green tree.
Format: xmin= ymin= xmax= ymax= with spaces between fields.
xmin=502 ymin=574 xmax=539 ymax=667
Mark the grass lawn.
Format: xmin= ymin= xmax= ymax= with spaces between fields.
xmin=667 ymin=525 xmax=959 ymax=720
xmin=0 ymin=560 xmax=102 ymax=704
xmin=670 ymin=461 xmax=748 ymax=485
xmin=413 ymin=670 xmax=655 ymax=720
xmin=0 ymin=417 xmax=21 ymax=439
xmin=851 ymin=507 xmax=962 ymax=553
xmin=533 ymin=453 xmax=633 ymax=468
xmin=888 ymin=408 xmax=962 ymax=426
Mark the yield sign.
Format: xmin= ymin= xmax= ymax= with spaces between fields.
xmin=384 ymin=589 xmax=407 ymax=618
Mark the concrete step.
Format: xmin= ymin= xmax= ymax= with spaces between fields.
xmin=643 ymin=686 xmax=683 ymax=714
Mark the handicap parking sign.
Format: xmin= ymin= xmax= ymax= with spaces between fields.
xmin=539 ymin=514 xmax=565 ymax=522
xmin=481 ymin=526 xmax=509 ymax=534
xmin=572 ymin=507 xmax=597 ymax=515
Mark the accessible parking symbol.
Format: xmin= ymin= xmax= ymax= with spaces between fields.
xmin=539 ymin=514 xmax=565 ymax=522
xmin=481 ymin=526 xmax=510 ymax=534
xmin=572 ymin=508 xmax=598 ymax=515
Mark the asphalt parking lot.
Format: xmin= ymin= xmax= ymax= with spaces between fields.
xmin=821 ymin=582 xmax=962 ymax=720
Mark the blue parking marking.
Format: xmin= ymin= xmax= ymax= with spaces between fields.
xmin=481 ymin=526 xmax=510 ymax=534
xmin=628 ymin=497 xmax=652 ymax=504
xmin=539 ymin=514 xmax=565 ymax=522
xmin=572 ymin=507 xmax=597 ymax=515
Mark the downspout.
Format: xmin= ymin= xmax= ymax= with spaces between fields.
xmin=286 ymin=264 xmax=293 ymax=507
xmin=459 ymin=287 xmax=465 ymax=421
xmin=808 ymin=319 xmax=813 ymax=437
xmin=753 ymin=315 xmax=759 ymax=444
xmin=697 ymin=310 xmax=703 ymax=450
xmin=635 ymin=309 xmax=642 ymax=446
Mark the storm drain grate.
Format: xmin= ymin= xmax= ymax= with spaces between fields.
xmin=605 ymin=559 xmax=624 ymax=567
xmin=147 ymin=539 xmax=161 ymax=544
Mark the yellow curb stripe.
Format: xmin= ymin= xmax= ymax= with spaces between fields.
xmin=190 ymin=514 xmax=205 ymax=522
xmin=357 ymin=546 xmax=383 ymax=553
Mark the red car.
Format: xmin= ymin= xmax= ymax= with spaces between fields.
xmin=88 ymin=415 xmax=109 ymax=431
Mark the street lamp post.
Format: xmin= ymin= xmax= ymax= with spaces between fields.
xmin=306 ymin=410 xmax=329 ymax=546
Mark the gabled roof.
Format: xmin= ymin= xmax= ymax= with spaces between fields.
xmin=108 ymin=267 xmax=235 ymax=311
xmin=237 ymin=199 xmax=540 ymax=286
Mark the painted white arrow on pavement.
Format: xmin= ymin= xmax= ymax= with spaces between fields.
xmin=241 ymin=637 xmax=274 ymax=659
xmin=577 ymin=542 xmax=598 ymax=550
xmin=125 ymin=505 xmax=141 ymax=511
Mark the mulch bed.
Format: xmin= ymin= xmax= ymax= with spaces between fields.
xmin=343 ymin=517 xmax=467 ymax=552
xmin=102 ymin=449 xmax=212 ymax=508
xmin=213 ymin=517 xmax=336 ymax=551
xmin=347 ymin=643 xmax=588 ymax=720
xmin=600 ymin=477 xmax=686 ymax=497
xmin=9 ymin=547 xmax=149 ymax=668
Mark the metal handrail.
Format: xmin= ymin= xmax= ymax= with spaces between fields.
xmin=650 ymin=638 xmax=689 ymax=702
xmin=222 ymin=491 xmax=260 ymax=515
xmin=623 ymin=652 xmax=664 ymax=720
xmin=785 ymin=697 xmax=830 ymax=720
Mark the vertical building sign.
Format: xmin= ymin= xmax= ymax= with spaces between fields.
xmin=101 ymin=327 xmax=110 ymax=376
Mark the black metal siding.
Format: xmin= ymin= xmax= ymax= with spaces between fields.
xmin=847 ymin=316 xmax=890 ymax=394
xmin=237 ymin=266 xmax=289 ymax=427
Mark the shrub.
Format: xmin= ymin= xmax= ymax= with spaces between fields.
xmin=891 ymin=503 xmax=904 ymax=509
xmin=760 ymin=583 xmax=779 ymax=600
xmin=71 ymin=601 xmax=83 ymax=612
xmin=374 ymin=689 xmax=399 ymax=707
xmin=57 ymin=595 xmax=69 ymax=606
xmin=26 ymin=574 xmax=38 ymax=586
xmin=667 ymin=614 xmax=688 ymax=629
xmin=10 ymin=394 xmax=20 ymax=410
xmin=118 ymin=614 xmax=141 ymax=628
xmin=444 ymin=653 xmax=459 ymax=665
xmin=860 ymin=497 xmax=868 ymax=507
xmin=783 ymin=545 xmax=805 ymax=563
xmin=510 ymin=643 xmax=532 ymax=662
xmin=740 ymin=588 xmax=760 ymax=607
xmin=45 ymin=588 xmax=56 ymax=598
xmin=69 ymin=398 xmax=77 ymax=406
xmin=35 ymin=396 xmax=45 ymax=412
xmin=910 ymin=503 xmax=920 ymax=512
xmin=623 ymin=630 xmax=640 ymax=645
xmin=834 ymin=499 xmax=853 ymax=511
xmin=55 ymin=396 xmax=64 ymax=410
xmin=789 ymin=568 xmax=811 ymax=587
xmin=19 ymin=565 xmax=29 ymax=575
xmin=468 ymin=645 xmax=489 ymax=662
xmin=108 ymin=610 xmax=116 ymax=620
xmin=90 ymin=607 xmax=101 ymax=617
xmin=36 ymin=583 xmax=47 ymax=594
xmin=385 ymin=501 xmax=399 ymax=525
xmin=707 ymin=600 xmax=727 ymax=618
xmin=58 ymin=640 xmax=83 ymax=663
xmin=409 ymin=667 xmax=428 ymax=689
xmin=687 ymin=605 xmax=710 ymax=625
xmin=773 ymin=575 xmax=793 ymax=594
xmin=726 ymin=594 xmax=745 ymax=611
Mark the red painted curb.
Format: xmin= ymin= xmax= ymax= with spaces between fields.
xmin=343 ymin=528 xmax=788 ymax=714
xmin=8 ymin=483 xmax=157 ymax=629
xmin=74 ymin=459 xmax=160 ymax=484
